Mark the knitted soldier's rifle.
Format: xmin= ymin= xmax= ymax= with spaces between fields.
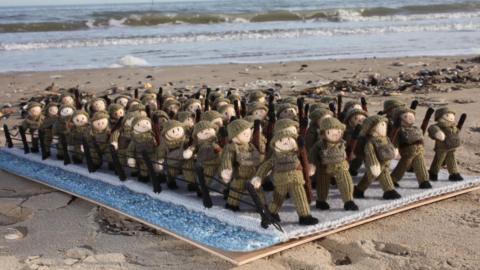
xmin=245 ymin=182 xmax=284 ymax=232
xmin=421 ymin=108 xmax=435 ymax=134
xmin=82 ymin=136 xmax=96 ymax=173
xmin=109 ymin=144 xmax=127 ymax=181
xmin=329 ymin=102 xmax=336 ymax=117
xmin=142 ymin=151 xmax=162 ymax=194
xmin=252 ymin=120 xmax=262 ymax=152
xmin=218 ymin=126 xmax=229 ymax=148
xmin=234 ymin=100 xmax=241 ymax=119
xmin=299 ymin=104 xmax=309 ymax=138
xmin=264 ymin=94 xmax=276 ymax=151
xmin=204 ymin=88 xmax=211 ymax=111
xmin=346 ymin=125 xmax=362 ymax=162
xmin=195 ymin=109 xmax=202 ymax=123
xmin=361 ymin=97 xmax=368 ymax=112
xmin=337 ymin=95 xmax=343 ymax=120
xmin=297 ymin=137 xmax=312 ymax=203
xmin=157 ymin=87 xmax=163 ymax=110
xmin=195 ymin=163 xmax=213 ymax=208
xmin=457 ymin=113 xmax=467 ymax=131
xmin=18 ymin=126 xmax=30 ymax=154
xmin=59 ymin=133 xmax=71 ymax=165
xmin=74 ymin=89 xmax=83 ymax=110
xmin=3 ymin=124 xmax=13 ymax=148
xmin=38 ymin=129 xmax=48 ymax=160
xmin=297 ymin=97 xmax=305 ymax=122
xmin=240 ymin=99 xmax=247 ymax=118
xmin=134 ymin=88 xmax=139 ymax=99
xmin=145 ymin=104 xmax=152 ymax=118
xmin=152 ymin=114 xmax=161 ymax=146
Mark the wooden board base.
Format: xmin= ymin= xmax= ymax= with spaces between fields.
xmin=3 ymin=169 xmax=479 ymax=265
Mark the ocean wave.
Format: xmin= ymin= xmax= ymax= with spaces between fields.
xmin=2 ymin=22 xmax=479 ymax=51
xmin=1 ymin=2 xmax=480 ymax=33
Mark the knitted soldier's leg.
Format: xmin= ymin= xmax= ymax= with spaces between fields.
xmin=390 ymin=156 xmax=413 ymax=184
xmin=378 ymin=167 xmax=396 ymax=192
xmin=44 ymin=131 xmax=53 ymax=154
xmin=412 ymin=152 xmax=429 ymax=183
xmin=349 ymin=157 xmax=363 ymax=176
xmin=73 ymin=145 xmax=83 ymax=163
xmin=138 ymin=159 xmax=149 ymax=177
xmin=288 ymin=183 xmax=311 ymax=217
xmin=334 ymin=169 xmax=354 ymax=202
xmin=167 ymin=168 xmax=180 ymax=189
xmin=445 ymin=151 xmax=459 ymax=174
xmin=429 ymin=150 xmax=447 ymax=175
xmin=316 ymin=170 xmax=330 ymax=202
xmin=118 ymin=148 xmax=127 ymax=167
xmin=91 ymin=150 xmax=102 ymax=168
xmin=268 ymin=184 xmax=288 ymax=214
xmin=203 ymin=165 xmax=217 ymax=186
xmin=182 ymin=160 xmax=196 ymax=184
xmin=227 ymin=178 xmax=246 ymax=208
xmin=356 ymin=172 xmax=374 ymax=192
xmin=56 ymin=141 xmax=64 ymax=159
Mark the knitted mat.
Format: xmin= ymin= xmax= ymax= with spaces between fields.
xmin=1 ymin=147 xmax=479 ymax=253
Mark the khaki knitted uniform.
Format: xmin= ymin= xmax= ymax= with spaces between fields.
xmin=88 ymin=127 xmax=112 ymax=167
xmin=193 ymin=138 xmax=222 ymax=186
xmin=357 ymin=136 xmax=396 ymax=192
xmin=309 ymin=140 xmax=354 ymax=202
xmin=343 ymin=125 xmax=364 ymax=174
xmin=391 ymin=126 xmax=428 ymax=184
xmin=220 ymin=142 xmax=264 ymax=207
xmin=126 ymin=132 xmax=157 ymax=177
xmin=156 ymin=138 xmax=189 ymax=183
xmin=21 ymin=115 xmax=45 ymax=151
xmin=255 ymin=151 xmax=311 ymax=217
xmin=39 ymin=115 xmax=58 ymax=152
xmin=52 ymin=116 xmax=71 ymax=158
xmin=428 ymin=122 xmax=460 ymax=175
xmin=67 ymin=125 xmax=90 ymax=161
xmin=305 ymin=124 xmax=319 ymax=150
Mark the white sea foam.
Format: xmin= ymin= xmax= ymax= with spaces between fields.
xmin=118 ymin=55 xmax=149 ymax=67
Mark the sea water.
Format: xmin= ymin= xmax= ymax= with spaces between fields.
xmin=1 ymin=0 xmax=480 ymax=72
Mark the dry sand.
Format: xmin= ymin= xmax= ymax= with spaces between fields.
xmin=0 ymin=55 xmax=479 ymax=269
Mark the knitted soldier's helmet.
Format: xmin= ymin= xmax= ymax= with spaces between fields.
xmin=212 ymin=97 xmax=231 ymax=109
xmin=153 ymin=110 xmax=169 ymax=121
xmin=342 ymin=101 xmax=361 ymax=113
xmin=162 ymin=98 xmax=181 ymax=111
xmin=108 ymin=103 xmax=123 ymax=116
xmin=434 ymin=107 xmax=455 ymax=121
xmin=161 ymin=120 xmax=184 ymax=136
xmin=91 ymin=111 xmax=109 ymax=122
xmin=59 ymin=92 xmax=75 ymax=102
xmin=44 ymin=102 xmax=59 ymax=113
xmin=360 ymin=115 xmax=388 ymax=137
xmin=207 ymin=91 xmax=223 ymax=103
xmin=126 ymin=98 xmax=141 ymax=108
xmin=132 ymin=115 xmax=152 ymax=130
xmin=91 ymin=97 xmax=106 ymax=107
xmin=383 ymin=99 xmax=405 ymax=115
xmin=72 ymin=110 xmax=89 ymax=121
xmin=26 ymin=101 xmax=43 ymax=111
xmin=127 ymin=103 xmax=146 ymax=113
xmin=309 ymin=108 xmax=334 ymax=123
xmin=344 ymin=108 xmax=368 ymax=124
xmin=193 ymin=120 xmax=218 ymax=138
xmin=280 ymin=96 xmax=297 ymax=105
xmin=183 ymin=98 xmax=201 ymax=110
xmin=247 ymin=102 xmax=268 ymax=115
xmin=248 ymin=90 xmax=266 ymax=103
xmin=227 ymin=119 xmax=253 ymax=141
xmin=270 ymin=130 xmax=298 ymax=149
xmin=176 ymin=111 xmax=195 ymax=122
xmin=201 ymin=110 xmax=223 ymax=122
xmin=114 ymin=94 xmax=131 ymax=103
xmin=141 ymin=93 xmax=156 ymax=104
xmin=319 ymin=117 xmax=346 ymax=133
xmin=273 ymin=118 xmax=299 ymax=133
xmin=392 ymin=107 xmax=415 ymax=123
xmin=309 ymin=103 xmax=329 ymax=115
xmin=218 ymin=104 xmax=235 ymax=115
xmin=276 ymin=103 xmax=298 ymax=117
xmin=59 ymin=104 xmax=76 ymax=115
xmin=228 ymin=92 xmax=241 ymax=103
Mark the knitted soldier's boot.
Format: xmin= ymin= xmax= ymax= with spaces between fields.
xmin=131 ymin=171 xmax=139 ymax=177
xmin=138 ymin=175 xmax=149 ymax=183
xmin=225 ymin=203 xmax=240 ymax=212
xmin=299 ymin=215 xmax=319 ymax=226
xmin=167 ymin=176 xmax=178 ymax=190
xmin=419 ymin=181 xmax=432 ymax=189
xmin=429 ymin=170 xmax=438 ymax=181
xmin=187 ymin=183 xmax=198 ymax=192
xmin=353 ymin=186 xmax=365 ymax=199
xmin=316 ymin=200 xmax=330 ymax=210
xmin=344 ymin=201 xmax=359 ymax=211
xmin=108 ymin=162 xmax=115 ymax=171
xmin=270 ymin=213 xmax=281 ymax=222
xmin=449 ymin=173 xmax=464 ymax=181
xmin=72 ymin=156 xmax=82 ymax=164
xmin=383 ymin=189 xmax=402 ymax=200
xmin=262 ymin=179 xmax=275 ymax=192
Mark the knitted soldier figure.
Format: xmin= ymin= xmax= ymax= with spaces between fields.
xmin=382 ymin=99 xmax=406 ymax=136
xmin=114 ymin=95 xmax=131 ymax=108
xmin=68 ymin=110 xmax=90 ymax=164
xmin=343 ymin=108 xmax=368 ymax=176
xmin=339 ymin=101 xmax=362 ymax=122
xmin=390 ymin=107 xmax=432 ymax=188
xmin=126 ymin=98 xmax=141 ymax=111
xmin=111 ymin=111 xmax=145 ymax=173
xmin=305 ymin=108 xmax=334 ymax=149
xmin=126 ymin=116 xmax=157 ymax=182
xmin=309 ymin=117 xmax=359 ymax=211
xmin=141 ymin=93 xmax=157 ymax=109
xmin=88 ymin=112 xmax=112 ymax=170
xmin=21 ymin=102 xmax=45 ymax=153
xmin=212 ymin=97 xmax=231 ymax=111
xmin=248 ymin=90 xmax=266 ymax=104
xmin=247 ymin=102 xmax=268 ymax=123
xmin=428 ymin=107 xmax=464 ymax=181
xmin=108 ymin=104 xmax=125 ymax=127
xmin=220 ymin=119 xmax=264 ymax=211
xmin=353 ymin=115 xmax=402 ymax=200
xmin=156 ymin=120 xmax=189 ymax=189
xmin=53 ymin=105 xmax=75 ymax=159
xmin=276 ymin=103 xmax=298 ymax=121
xmin=227 ymin=92 xmax=242 ymax=105
xmin=88 ymin=98 xmax=107 ymax=115
xmin=272 ymin=118 xmax=299 ymax=134
xmin=176 ymin=111 xmax=195 ymax=134
xmin=218 ymin=104 xmax=236 ymax=125
xmin=183 ymin=98 xmax=202 ymax=113
xmin=251 ymin=130 xmax=318 ymax=225
xmin=162 ymin=99 xmax=181 ymax=117
xmin=39 ymin=102 xmax=59 ymax=156
xmin=183 ymin=121 xmax=222 ymax=190
xmin=59 ymin=93 xmax=76 ymax=107
xmin=201 ymin=110 xmax=224 ymax=129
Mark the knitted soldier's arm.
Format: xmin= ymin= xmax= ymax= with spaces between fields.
xmin=307 ymin=142 xmax=321 ymax=165
xmin=219 ymin=144 xmax=234 ymax=171
xmin=428 ymin=124 xmax=442 ymax=140
xmin=255 ymin=157 xmax=274 ymax=179
xmin=305 ymin=127 xmax=317 ymax=149
xmin=364 ymin=141 xmax=381 ymax=177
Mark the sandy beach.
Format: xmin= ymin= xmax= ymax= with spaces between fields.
xmin=1 ymin=55 xmax=480 ymax=269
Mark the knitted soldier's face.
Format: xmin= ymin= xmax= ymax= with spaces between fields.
xmin=187 ymin=102 xmax=202 ymax=113
xmin=441 ymin=113 xmax=455 ymax=123
xmin=165 ymin=126 xmax=185 ymax=141
xmin=349 ymin=114 xmax=366 ymax=127
xmin=182 ymin=117 xmax=195 ymax=128
xmin=116 ymin=97 xmax=129 ymax=108
xmin=114 ymin=109 xmax=125 ymax=119
xmin=60 ymin=107 xmax=74 ymax=118
xmin=62 ymin=96 xmax=74 ymax=106
xmin=212 ymin=117 xmax=223 ymax=128
xmin=197 ymin=128 xmax=216 ymax=141
xmin=73 ymin=114 xmax=88 ymax=127
xmin=146 ymin=99 xmax=157 ymax=109
xmin=316 ymin=114 xmax=331 ymax=127
xmin=92 ymin=118 xmax=108 ymax=132
xmin=274 ymin=137 xmax=297 ymax=152
xmin=133 ymin=119 xmax=151 ymax=134
xmin=28 ymin=106 xmax=42 ymax=118
xmin=232 ymin=128 xmax=252 ymax=144
xmin=167 ymin=104 xmax=180 ymax=115
xmin=163 ymin=96 xmax=175 ymax=104
xmin=92 ymin=100 xmax=106 ymax=112
xmin=48 ymin=106 xmax=58 ymax=117
xmin=400 ymin=112 xmax=415 ymax=126
xmin=279 ymin=108 xmax=297 ymax=120
xmin=325 ymin=128 xmax=343 ymax=143
xmin=252 ymin=109 xmax=267 ymax=120
xmin=222 ymin=107 xmax=236 ymax=122
xmin=372 ymin=121 xmax=387 ymax=137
